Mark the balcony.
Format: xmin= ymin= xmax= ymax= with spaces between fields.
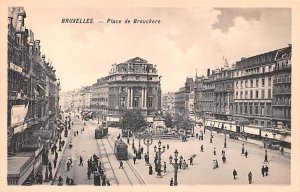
xmin=273 ymin=90 xmax=291 ymax=95
xmin=272 ymin=101 xmax=291 ymax=107
xmin=272 ymin=115 xmax=291 ymax=121
xmin=274 ymin=65 xmax=291 ymax=71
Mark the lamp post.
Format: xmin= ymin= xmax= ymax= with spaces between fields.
xmin=241 ymin=131 xmax=245 ymax=154
xmin=210 ymin=123 xmax=213 ymax=143
xmin=224 ymin=127 xmax=227 ymax=148
xmin=154 ymin=140 xmax=166 ymax=177
xmin=136 ymin=132 xmax=143 ymax=159
xmin=97 ymin=103 xmax=100 ymax=124
xmin=169 ymin=149 xmax=179 ymax=186
xmin=143 ymin=137 xmax=153 ymax=165
xmin=264 ymin=134 xmax=269 ymax=163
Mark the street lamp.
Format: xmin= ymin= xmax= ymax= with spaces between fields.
xmin=241 ymin=131 xmax=245 ymax=154
xmin=136 ymin=132 xmax=143 ymax=159
xmin=224 ymin=127 xmax=227 ymax=148
xmin=169 ymin=149 xmax=179 ymax=186
xmin=210 ymin=123 xmax=213 ymax=143
xmin=154 ymin=140 xmax=166 ymax=177
xmin=264 ymin=134 xmax=269 ymax=163
xmin=143 ymin=137 xmax=153 ymax=165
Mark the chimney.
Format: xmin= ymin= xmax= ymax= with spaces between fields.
xmin=207 ymin=68 xmax=210 ymax=77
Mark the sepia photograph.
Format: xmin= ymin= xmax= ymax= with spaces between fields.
xmin=1 ymin=0 xmax=300 ymax=191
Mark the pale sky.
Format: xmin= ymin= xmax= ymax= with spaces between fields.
xmin=24 ymin=7 xmax=291 ymax=93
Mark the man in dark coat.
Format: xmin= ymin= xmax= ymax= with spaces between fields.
xmin=233 ymin=169 xmax=237 ymax=180
xmin=53 ymin=159 xmax=57 ymax=168
xmin=265 ymin=165 xmax=269 ymax=176
xmin=261 ymin=166 xmax=265 ymax=177
xmin=248 ymin=171 xmax=252 ymax=184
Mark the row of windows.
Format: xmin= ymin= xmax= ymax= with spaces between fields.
xmin=234 ymin=103 xmax=272 ymax=116
xmin=236 ymin=89 xmax=272 ymax=99
xmin=235 ymin=77 xmax=272 ymax=89
xmin=235 ymin=65 xmax=273 ymax=77
xmin=109 ymin=97 xmax=154 ymax=108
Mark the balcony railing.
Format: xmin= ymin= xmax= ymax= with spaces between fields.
xmin=272 ymin=101 xmax=291 ymax=106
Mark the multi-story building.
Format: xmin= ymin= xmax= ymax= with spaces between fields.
xmin=174 ymin=77 xmax=194 ymax=117
xmin=233 ymin=50 xmax=277 ymax=128
xmin=161 ymin=92 xmax=175 ymax=115
xmin=7 ymin=7 xmax=60 ymax=185
xmin=212 ymin=66 xmax=234 ymax=120
xmin=201 ymin=70 xmax=216 ymax=119
xmin=91 ymin=76 xmax=109 ymax=121
xmin=106 ymin=57 xmax=161 ymax=122
xmin=272 ymin=45 xmax=292 ymax=131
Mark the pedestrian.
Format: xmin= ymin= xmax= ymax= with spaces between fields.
xmin=149 ymin=164 xmax=153 ymax=175
xmin=69 ymin=158 xmax=72 ymax=166
xmin=189 ymin=157 xmax=193 ymax=165
xmin=222 ymin=155 xmax=226 ymax=164
xmin=196 ymin=133 xmax=198 ymax=138
xmin=215 ymin=160 xmax=219 ymax=168
xmin=102 ymin=175 xmax=106 ymax=186
xmin=170 ymin=178 xmax=174 ymax=186
xmin=164 ymin=162 xmax=167 ymax=173
xmin=127 ymin=137 xmax=130 ymax=144
xmin=213 ymin=148 xmax=216 ymax=155
xmin=58 ymin=176 xmax=63 ymax=185
xmin=179 ymin=158 xmax=182 ymax=169
xmin=133 ymin=155 xmax=136 ymax=165
xmin=55 ymin=151 xmax=58 ymax=160
xmin=167 ymin=144 xmax=169 ymax=150
xmin=107 ymin=180 xmax=111 ymax=186
xmin=233 ymin=169 xmax=237 ymax=180
xmin=74 ymin=132 xmax=76 ymax=137
xmin=87 ymin=169 xmax=91 ymax=179
xmin=119 ymin=160 xmax=124 ymax=169
xmin=53 ymin=159 xmax=57 ymax=168
xmin=201 ymin=145 xmax=204 ymax=152
xmin=281 ymin=146 xmax=284 ymax=155
xmin=79 ymin=156 xmax=83 ymax=166
xmin=141 ymin=146 xmax=144 ymax=154
xmin=265 ymin=165 xmax=269 ymax=176
xmin=67 ymin=162 xmax=70 ymax=171
xmin=248 ymin=171 xmax=252 ymax=184
xmin=182 ymin=160 xmax=187 ymax=170
xmin=261 ymin=165 xmax=265 ymax=177
xmin=245 ymin=150 xmax=248 ymax=158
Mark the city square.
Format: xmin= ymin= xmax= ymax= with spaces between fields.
xmin=6 ymin=5 xmax=293 ymax=188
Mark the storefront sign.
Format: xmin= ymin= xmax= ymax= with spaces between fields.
xmin=11 ymin=105 xmax=28 ymax=126
xmin=14 ymin=123 xmax=27 ymax=134
xmin=9 ymin=62 xmax=23 ymax=73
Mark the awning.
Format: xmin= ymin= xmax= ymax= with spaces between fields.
xmin=37 ymin=83 xmax=45 ymax=92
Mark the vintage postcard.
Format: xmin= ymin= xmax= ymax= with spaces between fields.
xmin=1 ymin=0 xmax=299 ymax=192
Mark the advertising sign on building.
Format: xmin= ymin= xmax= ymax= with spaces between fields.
xmin=11 ymin=104 xmax=28 ymax=125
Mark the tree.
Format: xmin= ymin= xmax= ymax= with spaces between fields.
xmin=164 ymin=112 xmax=173 ymax=128
xmin=173 ymin=113 xmax=193 ymax=130
xmin=121 ymin=110 xmax=146 ymax=132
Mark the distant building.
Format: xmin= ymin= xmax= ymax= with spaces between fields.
xmin=161 ymin=92 xmax=175 ymax=115
xmin=174 ymin=77 xmax=195 ymax=118
xmin=272 ymin=45 xmax=291 ymax=131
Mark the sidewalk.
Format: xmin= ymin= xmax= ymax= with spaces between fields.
xmin=39 ymin=129 xmax=73 ymax=185
xmin=208 ymin=130 xmax=291 ymax=156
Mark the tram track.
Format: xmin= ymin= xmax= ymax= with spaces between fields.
xmin=88 ymin=121 xmax=120 ymax=185
xmin=107 ymin=134 xmax=146 ymax=185
xmin=88 ymin=121 xmax=146 ymax=185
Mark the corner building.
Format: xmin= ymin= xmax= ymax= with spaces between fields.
xmin=105 ymin=57 xmax=161 ymax=122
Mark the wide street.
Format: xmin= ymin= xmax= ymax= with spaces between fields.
xmin=52 ymin=117 xmax=290 ymax=186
